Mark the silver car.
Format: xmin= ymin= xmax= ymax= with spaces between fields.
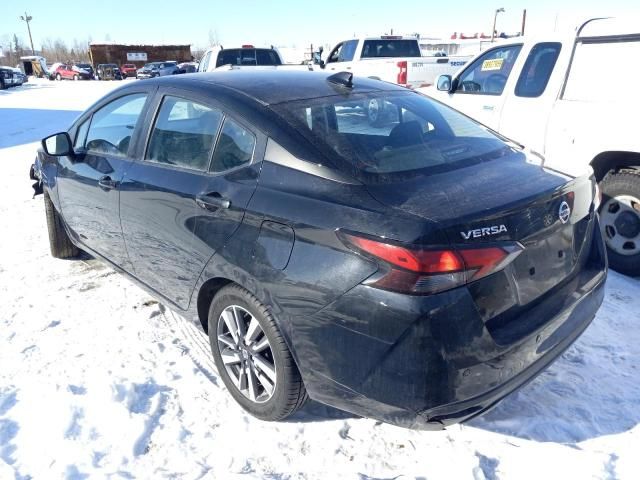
xmin=136 ymin=61 xmax=179 ymax=79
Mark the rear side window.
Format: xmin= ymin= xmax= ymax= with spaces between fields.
xmin=210 ymin=119 xmax=256 ymax=173
xmin=515 ymin=42 xmax=561 ymax=98
xmin=339 ymin=40 xmax=358 ymax=62
xmin=85 ymin=94 xmax=147 ymax=156
xmin=563 ymin=38 xmax=640 ymax=101
xmin=361 ymin=40 xmax=421 ymax=58
xmin=146 ymin=96 xmax=223 ymax=171
xmin=454 ymin=45 xmax=522 ymax=95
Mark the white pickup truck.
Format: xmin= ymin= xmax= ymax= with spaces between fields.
xmin=427 ymin=17 xmax=640 ymax=276
xmin=319 ymin=36 xmax=469 ymax=89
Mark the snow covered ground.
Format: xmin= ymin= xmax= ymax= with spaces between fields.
xmin=1 ymin=79 xmax=639 ymax=480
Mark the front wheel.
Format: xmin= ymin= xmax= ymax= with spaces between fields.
xmin=73 ymin=75 xmax=79 ymax=81
xmin=44 ymin=193 xmax=79 ymax=259
xmin=56 ymin=73 xmax=62 ymax=81
xmin=599 ymin=171 xmax=640 ymax=276
xmin=208 ymin=285 xmax=307 ymax=421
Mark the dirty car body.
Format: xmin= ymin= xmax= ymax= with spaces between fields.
xmin=34 ymin=71 xmax=607 ymax=429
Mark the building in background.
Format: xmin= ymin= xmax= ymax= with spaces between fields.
xmin=89 ymin=43 xmax=192 ymax=67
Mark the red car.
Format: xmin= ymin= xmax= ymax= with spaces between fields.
xmin=120 ymin=64 xmax=137 ymax=77
xmin=53 ymin=64 xmax=92 ymax=81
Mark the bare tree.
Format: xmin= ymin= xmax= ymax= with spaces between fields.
xmin=208 ymin=29 xmax=221 ymax=47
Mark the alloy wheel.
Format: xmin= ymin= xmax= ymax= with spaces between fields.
xmin=216 ymin=305 xmax=276 ymax=403
xmin=600 ymin=194 xmax=640 ymax=256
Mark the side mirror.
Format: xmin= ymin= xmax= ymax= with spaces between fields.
xmin=42 ymin=132 xmax=73 ymax=156
xmin=437 ymin=75 xmax=453 ymax=92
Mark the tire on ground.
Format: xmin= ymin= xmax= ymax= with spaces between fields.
xmin=599 ymin=171 xmax=640 ymax=276
xmin=44 ymin=193 xmax=79 ymax=259
xmin=208 ymin=284 xmax=308 ymax=421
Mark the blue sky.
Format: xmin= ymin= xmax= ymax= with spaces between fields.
xmin=2 ymin=0 xmax=639 ymax=51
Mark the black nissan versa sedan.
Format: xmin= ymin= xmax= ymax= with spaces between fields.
xmin=34 ymin=70 xmax=607 ymax=429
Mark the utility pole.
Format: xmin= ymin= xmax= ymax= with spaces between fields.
xmin=19 ymin=12 xmax=35 ymax=55
xmin=491 ymin=8 xmax=505 ymax=43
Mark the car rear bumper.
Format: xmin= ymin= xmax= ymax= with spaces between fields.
xmin=292 ymin=217 xmax=607 ymax=429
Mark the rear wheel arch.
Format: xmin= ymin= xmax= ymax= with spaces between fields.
xmin=196 ymin=277 xmax=234 ymax=332
xmin=590 ymin=151 xmax=640 ymax=182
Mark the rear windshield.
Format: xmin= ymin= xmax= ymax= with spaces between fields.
xmin=216 ymin=49 xmax=282 ymax=67
xmin=271 ymin=91 xmax=514 ymax=183
xmin=361 ymin=40 xmax=421 ymax=58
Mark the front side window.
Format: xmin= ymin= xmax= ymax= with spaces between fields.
xmin=199 ymin=51 xmax=212 ymax=72
xmin=85 ymin=94 xmax=148 ymax=156
xmin=454 ymin=45 xmax=522 ymax=95
xmin=515 ymin=42 xmax=561 ymax=98
xmin=74 ymin=119 xmax=90 ymax=149
xmin=326 ymin=43 xmax=343 ymax=64
xmin=146 ymin=96 xmax=223 ymax=171
xmin=210 ymin=118 xmax=256 ymax=173
xmin=272 ymin=92 xmax=512 ymax=182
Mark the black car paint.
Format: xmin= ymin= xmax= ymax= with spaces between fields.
xmin=37 ymin=71 xmax=607 ymax=429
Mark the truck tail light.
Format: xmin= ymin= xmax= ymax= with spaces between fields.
xmin=396 ymin=61 xmax=407 ymax=86
xmin=340 ymin=233 xmax=522 ymax=295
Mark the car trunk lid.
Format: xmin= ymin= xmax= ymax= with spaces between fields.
xmin=364 ymin=155 xmax=595 ymax=305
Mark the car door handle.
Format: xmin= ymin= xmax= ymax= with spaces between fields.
xmin=98 ymin=176 xmax=117 ymax=190
xmin=196 ymin=193 xmax=231 ymax=210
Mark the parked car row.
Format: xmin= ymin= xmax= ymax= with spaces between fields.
xmin=0 ymin=66 xmax=28 ymax=89
xmin=42 ymin=60 xmax=198 ymax=82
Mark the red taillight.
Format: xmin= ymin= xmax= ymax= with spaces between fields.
xmin=242 ymin=44 xmax=255 ymax=48
xmin=396 ymin=61 xmax=407 ymax=85
xmin=346 ymin=236 xmax=463 ymax=273
xmin=341 ymin=233 xmax=520 ymax=295
xmin=459 ymin=247 xmax=509 ymax=281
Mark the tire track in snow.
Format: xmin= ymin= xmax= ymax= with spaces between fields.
xmin=156 ymin=306 xmax=220 ymax=387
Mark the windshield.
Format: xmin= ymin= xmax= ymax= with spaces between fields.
xmin=215 ymin=49 xmax=282 ymax=67
xmin=144 ymin=63 xmax=161 ymax=69
xmin=271 ymin=91 xmax=515 ymax=183
xmin=361 ymin=40 xmax=421 ymax=58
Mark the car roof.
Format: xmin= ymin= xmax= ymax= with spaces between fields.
xmin=131 ymin=69 xmax=404 ymax=106
xmin=579 ymin=17 xmax=640 ymax=37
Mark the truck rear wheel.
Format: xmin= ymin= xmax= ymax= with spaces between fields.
xmin=599 ymin=171 xmax=640 ymax=276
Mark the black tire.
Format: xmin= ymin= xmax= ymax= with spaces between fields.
xmin=56 ymin=73 xmax=62 ymax=81
xmin=44 ymin=193 xmax=79 ymax=259
xmin=73 ymin=74 xmax=79 ymax=81
xmin=599 ymin=171 xmax=640 ymax=276
xmin=0 ymin=79 xmax=5 ymax=90
xmin=208 ymin=284 xmax=307 ymax=421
